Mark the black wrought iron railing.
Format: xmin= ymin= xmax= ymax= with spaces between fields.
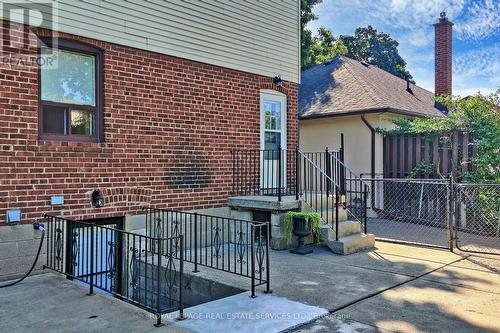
xmin=231 ymin=147 xmax=297 ymax=201
xmin=326 ymin=149 xmax=369 ymax=235
xmin=296 ymin=149 xmax=369 ymax=240
xmin=144 ymin=207 xmax=270 ymax=297
xmin=44 ymin=215 xmax=184 ymax=326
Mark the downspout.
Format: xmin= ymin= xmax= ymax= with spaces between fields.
xmin=361 ymin=115 xmax=376 ymax=208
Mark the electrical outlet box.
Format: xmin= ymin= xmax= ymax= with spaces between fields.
xmin=6 ymin=209 xmax=21 ymax=224
xmin=50 ymin=196 xmax=64 ymax=205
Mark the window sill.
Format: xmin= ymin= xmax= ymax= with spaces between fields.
xmin=36 ymin=139 xmax=112 ymax=153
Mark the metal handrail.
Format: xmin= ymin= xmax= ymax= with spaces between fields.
xmin=298 ymin=149 xmax=369 ymax=237
xmin=299 ymin=150 xmax=337 ymax=184
xmin=143 ymin=207 xmax=271 ymax=298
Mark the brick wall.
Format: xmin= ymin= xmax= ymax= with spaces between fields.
xmin=434 ymin=17 xmax=453 ymax=96
xmin=0 ymin=21 xmax=298 ymax=224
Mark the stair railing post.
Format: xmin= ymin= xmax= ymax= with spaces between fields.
xmin=325 ymin=147 xmax=330 ymax=198
xmin=335 ymin=189 xmax=339 ymax=241
xmin=363 ymin=184 xmax=368 ymax=234
xmin=340 ymin=133 xmax=346 ymax=195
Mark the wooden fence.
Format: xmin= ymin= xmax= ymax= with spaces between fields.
xmin=383 ymin=131 xmax=476 ymax=179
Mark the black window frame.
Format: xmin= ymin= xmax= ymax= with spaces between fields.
xmin=38 ymin=38 xmax=104 ymax=142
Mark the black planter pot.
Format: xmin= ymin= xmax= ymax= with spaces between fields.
xmin=290 ymin=216 xmax=313 ymax=255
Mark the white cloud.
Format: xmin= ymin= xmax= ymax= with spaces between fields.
xmin=455 ymin=0 xmax=500 ymax=40
xmin=453 ymin=45 xmax=500 ymax=81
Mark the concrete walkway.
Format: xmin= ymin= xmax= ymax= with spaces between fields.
xmin=0 ymin=242 xmax=498 ymax=333
xmin=0 ymin=273 xmax=191 ymax=333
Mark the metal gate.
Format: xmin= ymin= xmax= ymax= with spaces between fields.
xmin=453 ymin=184 xmax=500 ymax=255
xmin=367 ymin=178 xmax=451 ymax=249
xmin=366 ymin=178 xmax=499 ymax=255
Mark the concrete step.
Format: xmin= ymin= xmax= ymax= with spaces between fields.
xmin=320 ymin=220 xmax=362 ymax=240
xmin=325 ymin=233 xmax=375 ymax=255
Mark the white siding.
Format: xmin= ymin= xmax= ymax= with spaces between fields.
xmin=1 ymin=0 xmax=300 ymax=82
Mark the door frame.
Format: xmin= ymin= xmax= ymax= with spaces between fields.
xmin=259 ymin=90 xmax=287 ymax=192
xmin=259 ymin=89 xmax=287 ymax=151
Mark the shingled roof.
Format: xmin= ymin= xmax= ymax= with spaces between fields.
xmin=299 ymin=56 xmax=444 ymax=119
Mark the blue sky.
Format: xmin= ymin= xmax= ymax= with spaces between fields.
xmin=307 ymin=0 xmax=499 ymax=97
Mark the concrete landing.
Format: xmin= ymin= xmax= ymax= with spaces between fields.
xmin=228 ymin=195 xmax=300 ymax=211
xmin=169 ymin=291 xmax=328 ymax=333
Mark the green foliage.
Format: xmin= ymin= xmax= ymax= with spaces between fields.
xmin=311 ymin=27 xmax=348 ymax=65
xmin=339 ymin=26 xmax=413 ymax=82
xmin=300 ymin=0 xmax=323 ymax=69
xmin=283 ymin=211 xmax=322 ymax=245
xmin=382 ymin=90 xmax=500 ymax=183
xmin=407 ymin=161 xmax=435 ymax=179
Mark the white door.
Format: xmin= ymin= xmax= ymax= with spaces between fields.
xmin=260 ymin=90 xmax=287 ymax=193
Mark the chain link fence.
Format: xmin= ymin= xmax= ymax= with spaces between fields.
xmin=364 ymin=178 xmax=500 ymax=255
xmin=454 ymin=184 xmax=500 ymax=255
xmin=366 ymin=178 xmax=451 ymax=248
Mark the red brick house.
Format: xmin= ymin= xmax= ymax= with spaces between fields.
xmin=0 ymin=0 xmax=300 ymax=279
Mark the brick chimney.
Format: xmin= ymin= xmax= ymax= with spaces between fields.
xmin=434 ymin=12 xmax=453 ymax=96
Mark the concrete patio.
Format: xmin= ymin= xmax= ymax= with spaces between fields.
xmin=0 ymin=242 xmax=498 ymax=333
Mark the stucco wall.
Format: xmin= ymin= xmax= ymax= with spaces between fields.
xmin=299 ymin=113 xmax=402 ymax=176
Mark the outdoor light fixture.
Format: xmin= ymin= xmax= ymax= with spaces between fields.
xmin=91 ymin=190 xmax=104 ymax=208
xmin=272 ymin=75 xmax=284 ymax=87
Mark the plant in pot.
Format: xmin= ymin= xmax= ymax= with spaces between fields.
xmin=283 ymin=212 xmax=321 ymax=255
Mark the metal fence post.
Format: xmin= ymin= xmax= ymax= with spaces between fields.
xmin=278 ymin=145 xmax=282 ymax=202
xmin=155 ymin=236 xmax=163 ymax=327
xmin=193 ymin=213 xmax=199 ymax=273
xmin=88 ymin=223 xmax=95 ymax=296
xmin=448 ymin=177 xmax=454 ymax=252
xmin=265 ymin=222 xmax=271 ymax=294
xmin=251 ymin=224 xmax=256 ymax=298
xmin=177 ymin=235 xmax=184 ymax=321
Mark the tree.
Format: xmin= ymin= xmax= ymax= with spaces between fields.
xmin=300 ymin=0 xmax=323 ymax=69
xmin=311 ymin=27 xmax=348 ymax=64
xmin=340 ymin=26 xmax=413 ymax=82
